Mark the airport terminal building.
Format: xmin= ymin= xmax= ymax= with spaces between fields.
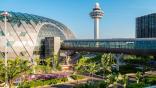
xmin=0 ymin=11 xmax=75 ymax=59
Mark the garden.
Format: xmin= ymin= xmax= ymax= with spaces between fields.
xmin=73 ymin=53 xmax=156 ymax=88
xmin=0 ymin=56 xmax=84 ymax=88
xmin=0 ymin=53 xmax=156 ymax=88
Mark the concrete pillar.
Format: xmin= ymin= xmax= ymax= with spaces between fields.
xmin=94 ymin=18 xmax=100 ymax=39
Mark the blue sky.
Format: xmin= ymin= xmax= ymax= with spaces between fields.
xmin=0 ymin=0 xmax=156 ymax=39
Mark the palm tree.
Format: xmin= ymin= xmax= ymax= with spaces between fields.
xmin=105 ymin=73 xmax=118 ymax=88
xmin=0 ymin=58 xmax=32 ymax=88
xmin=86 ymin=62 xmax=99 ymax=81
xmin=101 ymin=53 xmax=115 ymax=77
xmin=123 ymin=75 xmax=128 ymax=88
xmin=0 ymin=59 xmax=5 ymax=85
xmin=136 ymin=71 xmax=142 ymax=84
xmin=74 ymin=57 xmax=88 ymax=74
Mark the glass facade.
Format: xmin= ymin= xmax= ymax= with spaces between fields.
xmin=136 ymin=13 xmax=156 ymax=38
xmin=63 ymin=38 xmax=156 ymax=50
xmin=34 ymin=24 xmax=66 ymax=55
xmin=0 ymin=11 xmax=75 ymax=59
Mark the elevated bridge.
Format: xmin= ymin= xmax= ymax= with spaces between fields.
xmin=61 ymin=38 xmax=156 ymax=56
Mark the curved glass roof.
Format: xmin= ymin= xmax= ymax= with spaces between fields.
xmin=0 ymin=11 xmax=75 ymax=58
xmin=0 ymin=11 xmax=75 ymax=39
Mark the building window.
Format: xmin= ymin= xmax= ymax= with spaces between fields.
xmin=19 ymin=32 xmax=27 ymax=36
xmin=7 ymin=41 xmax=14 ymax=47
xmin=0 ymin=31 xmax=5 ymax=36
xmin=20 ymin=51 xmax=26 ymax=56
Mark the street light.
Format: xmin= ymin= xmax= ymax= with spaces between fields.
xmin=1 ymin=11 xmax=11 ymax=88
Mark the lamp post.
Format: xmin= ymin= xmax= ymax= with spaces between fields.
xmin=1 ymin=11 xmax=11 ymax=88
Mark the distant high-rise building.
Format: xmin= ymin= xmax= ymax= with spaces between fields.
xmin=136 ymin=13 xmax=156 ymax=38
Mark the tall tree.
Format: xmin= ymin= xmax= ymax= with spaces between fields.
xmin=0 ymin=58 xmax=32 ymax=88
xmin=101 ymin=53 xmax=115 ymax=76
xmin=86 ymin=62 xmax=99 ymax=81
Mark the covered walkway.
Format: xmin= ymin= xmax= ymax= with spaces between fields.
xmin=61 ymin=38 xmax=156 ymax=56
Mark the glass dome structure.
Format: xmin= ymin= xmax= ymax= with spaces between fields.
xmin=0 ymin=11 xmax=75 ymax=59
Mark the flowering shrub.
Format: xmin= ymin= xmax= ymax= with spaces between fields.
xmin=18 ymin=73 xmax=69 ymax=87
xmin=28 ymin=73 xmax=68 ymax=81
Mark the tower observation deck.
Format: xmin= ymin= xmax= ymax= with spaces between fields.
xmin=90 ymin=3 xmax=104 ymax=39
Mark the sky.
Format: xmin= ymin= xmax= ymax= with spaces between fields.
xmin=0 ymin=0 xmax=156 ymax=39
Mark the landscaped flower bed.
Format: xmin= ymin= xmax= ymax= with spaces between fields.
xmin=18 ymin=73 xmax=69 ymax=88
xmin=18 ymin=78 xmax=68 ymax=88
xmin=27 ymin=73 xmax=68 ymax=81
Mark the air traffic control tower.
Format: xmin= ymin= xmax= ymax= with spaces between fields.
xmin=90 ymin=3 xmax=104 ymax=39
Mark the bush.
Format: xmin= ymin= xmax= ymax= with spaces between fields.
xmin=18 ymin=82 xmax=31 ymax=88
xmin=127 ymin=82 xmax=148 ymax=88
xmin=144 ymin=75 xmax=156 ymax=85
xmin=18 ymin=77 xmax=68 ymax=88
xmin=119 ymin=64 xmax=142 ymax=74
xmin=74 ymin=81 xmax=107 ymax=88
xmin=123 ymin=55 xmax=154 ymax=65
xmin=98 ymin=81 xmax=107 ymax=88
xmin=61 ymin=77 xmax=68 ymax=82
xmin=71 ymin=74 xmax=84 ymax=80
xmin=74 ymin=82 xmax=97 ymax=88
xmin=126 ymin=75 xmax=156 ymax=88
xmin=56 ymin=64 xmax=62 ymax=71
